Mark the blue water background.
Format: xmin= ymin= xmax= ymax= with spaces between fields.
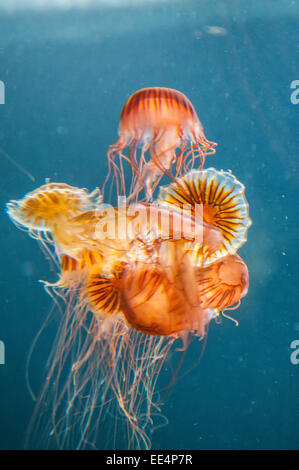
xmin=0 ymin=0 xmax=298 ymax=449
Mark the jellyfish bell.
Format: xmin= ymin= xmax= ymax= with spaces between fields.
xmin=84 ymin=261 xmax=125 ymax=316
xmin=105 ymin=87 xmax=217 ymax=200
xmin=120 ymin=236 xmax=220 ymax=340
xmin=120 ymin=260 xmax=208 ymax=338
xmin=158 ymin=167 xmax=252 ymax=265
xmin=6 ymin=182 xmax=102 ymax=250
xmin=196 ymin=253 xmax=249 ymax=311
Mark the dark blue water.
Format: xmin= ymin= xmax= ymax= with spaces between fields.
xmin=0 ymin=0 xmax=298 ymax=450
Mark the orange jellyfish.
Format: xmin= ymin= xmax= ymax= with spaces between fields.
xmin=6 ymin=182 xmax=102 ymax=261
xmin=157 ymin=167 xmax=251 ymax=320
xmin=119 ymin=250 xmax=216 ymax=339
xmin=104 ymin=87 xmax=217 ymax=200
xmin=6 ymin=165 xmax=250 ymax=449
xmin=6 ymin=182 xmax=101 ymax=232
xmin=196 ymin=253 xmax=249 ymax=311
xmin=158 ymin=167 xmax=252 ymax=265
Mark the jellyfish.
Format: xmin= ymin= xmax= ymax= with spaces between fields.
xmin=6 ymin=165 xmax=250 ymax=449
xmin=195 ymin=253 xmax=249 ymax=311
xmin=6 ymin=182 xmax=102 ymax=260
xmin=5 ymin=182 xmax=219 ymax=448
xmin=119 ymin=247 xmax=215 ymax=338
xmin=157 ymin=168 xmax=251 ymax=318
xmin=158 ymin=167 xmax=252 ymax=265
xmin=104 ymin=87 xmax=217 ymax=200
xmin=6 ymin=182 xmax=101 ymax=232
